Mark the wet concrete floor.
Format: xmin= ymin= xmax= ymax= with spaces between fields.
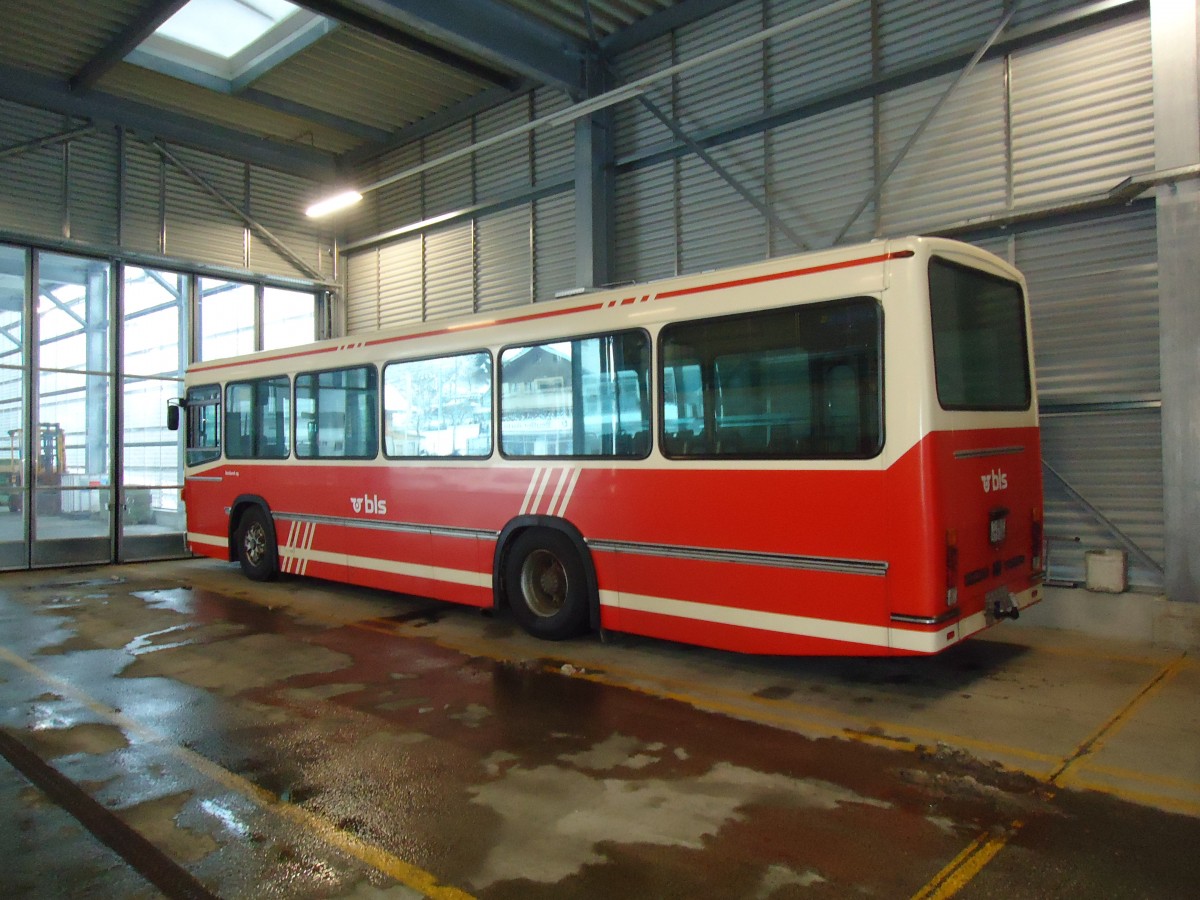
xmin=1 ymin=559 xmax=1197 ymax=898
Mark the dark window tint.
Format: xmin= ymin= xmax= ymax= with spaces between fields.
xmin=500 ymin=331 xmax=651 ymax=458
xmin=224 ymin=377 xmax=290 ymax=459
xmin=660 ymin=298 xmax=882 ymax=458
xmin=295 ymin=366 xmax=378 ymax=459
xmin=929 ymin=258 xmax=1030 ymax=410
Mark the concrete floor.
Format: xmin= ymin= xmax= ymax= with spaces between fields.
xmin=1 ymin=560 xmax=1197 ymax=899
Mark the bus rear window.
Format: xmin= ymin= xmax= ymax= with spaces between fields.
xmin=929 ymin=258 xmax=1030 ymax=411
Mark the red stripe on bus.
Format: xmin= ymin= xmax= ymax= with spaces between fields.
xmin=189 ymin=249 xmax=914 ymax=374
xmin=655 ymin=250 xmax=915 ymax=300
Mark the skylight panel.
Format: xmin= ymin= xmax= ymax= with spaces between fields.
xmin=157 ymin=0 xmax=301 ymax=60
xmin=129 ymin=0 xmax=334 ymax=91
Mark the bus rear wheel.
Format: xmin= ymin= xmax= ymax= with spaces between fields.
xmin=504 ymin=529 xmax=590 ymax=641
xmin=236 ymin=506 xmax=278 ymax=582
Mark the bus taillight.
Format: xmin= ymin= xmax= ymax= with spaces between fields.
xmin=945 ymin=529 xmax=958 ymax=606
xmin=1031 ymin=508 xmax=1044 ymax=573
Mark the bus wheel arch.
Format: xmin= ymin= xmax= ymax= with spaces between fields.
xmin=229 ymin=496 xmax=279 ymax=582
xmin=494 ymin=517 xmax=599 ymax=640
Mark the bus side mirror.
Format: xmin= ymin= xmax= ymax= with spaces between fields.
xmin=167 ymin=399 xmax=183 ymax=432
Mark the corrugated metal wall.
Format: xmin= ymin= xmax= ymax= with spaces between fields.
xmin=343 ymin=88 xmax=576 ymax=329
xmin=0 ymin=98 xmax=329 ymax=283
xmin=340 ymin=0 xmax=1164 ymax=588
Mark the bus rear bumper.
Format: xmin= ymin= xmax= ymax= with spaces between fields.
xmin=888 ymin=583 xmax=1042 ymax=654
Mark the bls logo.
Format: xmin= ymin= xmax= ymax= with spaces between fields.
xmin=981 ymin=469 xmax=1008 ymax=493
xmin=350 ymin=494 xmax=388 ymax=515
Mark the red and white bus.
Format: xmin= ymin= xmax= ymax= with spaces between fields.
xmin=170 ymin=236 xmax=1043 ymax=656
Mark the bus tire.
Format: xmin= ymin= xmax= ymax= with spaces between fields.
xmin=235 ymin=506 xmax=278 ymax=582
xmin=504 ymin=529 xmax=590 ymax=641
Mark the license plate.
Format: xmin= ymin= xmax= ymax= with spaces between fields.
xmin=990 ymin=516 xmax=1006 ymax=544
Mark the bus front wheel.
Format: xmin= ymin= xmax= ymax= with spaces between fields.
xmin=504 ymin=529 xmax=590 ymax=641
xmin=235 ymin=506 xmax=278 ymax=582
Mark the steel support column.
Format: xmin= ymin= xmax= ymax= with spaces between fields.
xmin=574 ymin=59 xmax=615 ymax=290
xmin=1151 ymin=0 xmax=1200 ymax=602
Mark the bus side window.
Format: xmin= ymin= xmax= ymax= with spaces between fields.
xmin=184 ymin=384 xmax=221 ymax=466
xmin=820 ymin=362 xmax=860 ymax=454
xmin=500 ymin=330 xmax=650 ymax=459
xmin=383 ymin=352 xmax=492 ymax=458
xmin=225 ymin=377 xmax=290 ymax=460
xmin=660 ymin=297 xmax=880 ymax=459
xmin=295 ymin=366 xmax=378 ymax=460
xmin=662 ymin=360 xmax=704 ymax=455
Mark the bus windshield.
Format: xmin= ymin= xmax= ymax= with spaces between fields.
xmin=929 ymin=257 xmax=1030 ymax=411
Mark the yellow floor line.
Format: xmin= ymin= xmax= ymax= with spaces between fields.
xmin=910 ymin=654 xmax=1188 ymax=900
xmin=911 ymin=823 xmax=1020 ymax=900
xmin=0 ymin=645 xmax=475 ymax=900
xmin=1048 ymin=656 xmax=1186 ymax=786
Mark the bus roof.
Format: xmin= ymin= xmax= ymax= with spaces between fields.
xmin=189 ymin=236 xmax=1019 ymax=378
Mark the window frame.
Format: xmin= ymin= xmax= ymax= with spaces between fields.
xmin=381 ymin=349 xmax=494 ymax=460
xmin=293 ymin=363 xmax=379 ymax=461
xmin=657 ymin=297 xmax=885 ymax=461
xmin=184 ymin=383 xmax=222 ymax=467
xmin=928 ymin=256 xmax=1031 ymax=413
xmin=498 ymin=327 xmax=653 ymax=461
xmin=223 ymin=375 xmax=291 ymax=461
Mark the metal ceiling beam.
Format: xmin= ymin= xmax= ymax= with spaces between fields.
xmin=599 ymin=0 xmax=745 ymax=56
xmin=70 ymin=0 xmax=189 ymax=92
xmin=238 ymin=88 xmax=393 ymax=144
xmin=0 ymin=124 xmax=95 ymax=161
xmin=292 ymin=0 xmax=519 ymax=88
xmin=349 ymin=0 xmax=587 ymax=94
xmin=0 ymin=63 xmax=337 ymax=180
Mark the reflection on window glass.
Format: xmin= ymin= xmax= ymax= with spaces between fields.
xmin=929 ymin=258 xmax=1030 ymax=411
xmin=384 ymin=353 xmax=491 ymax=457
xmin=200 ymin=278 xmax=255 ymax=361
xmin=500 ymin=331 xmax=650 ymax=458
xmin=186 ymin=384 xmax=221 ymax=466
xmin=660 ymin=298 xmax=882 ymax=459
xmin=295 ymin=366 xmax=377 ymax=459
xmin=225 ymin=377 xmax=290 ymax=459
xmin=0 ymin=246 xmax=26 ymax=459
xmin=124 ymin=267 xmax=186 ymax=376
xmin=263 ymin=286 xmax=316 ymax=351
xmin=37 ymin=253 xmax=113 ymax=497
xmin=123 ymin=268 xmax=187 ymax=513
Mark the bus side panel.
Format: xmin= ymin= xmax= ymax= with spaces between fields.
xmin=611 ymin=606 xmax=894 ymax=657
xmin=183 ymin=469 xmax=233 ymax=561
xmin=586 ymin=468 xmax=892 ymax=655
xmin=882 ymin=438 xmax=945 ymax=623
xmin=601 ymin=554 xmax=891 ymax=656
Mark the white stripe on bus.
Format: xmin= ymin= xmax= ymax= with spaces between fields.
xmin=187 ymin=532 xmax=226 ymax=548
xmin=599 ymin=590 xmax=958 ymax=654
xmin=529 ymin=467 xmax=553 ymax=515
xmin=519 ymin=468 xmax=541 ymax=515
xmin=554 ymin=467 xmax=581 ymax=517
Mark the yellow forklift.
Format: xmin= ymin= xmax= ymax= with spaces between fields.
xmin=3 ymin=424 xmax=65 ymax=514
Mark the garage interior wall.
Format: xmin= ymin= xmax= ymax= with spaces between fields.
xmin=341 ymin=0 xmax=1174 ymax=595
xmin=0 ymin=1 xmax=1187 ymax=601
xmin=0 ymin=108 xmax=331 ymax=282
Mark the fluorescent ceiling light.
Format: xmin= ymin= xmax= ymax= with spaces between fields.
xmin=306 ymin=190 xmax=363 ymax=217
